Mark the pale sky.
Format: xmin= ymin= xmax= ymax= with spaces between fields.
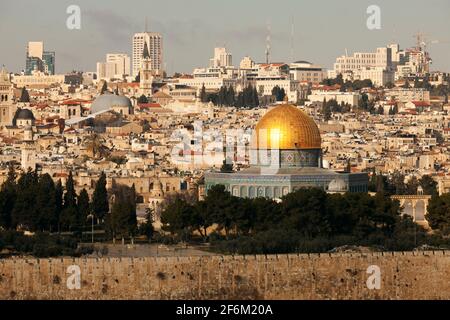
xmin=0 ymin=0 xmax=449 ymax=74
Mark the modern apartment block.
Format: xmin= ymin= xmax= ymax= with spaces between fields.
xmin=209 ymin=47 xmax=232 ymax=68
xmin=97 ymin=53 xmax=131 ymax=80
xmin=25 ymin=41 xmax=55 ymax=75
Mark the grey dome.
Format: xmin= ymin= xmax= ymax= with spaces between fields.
xmin=16 ymin=108 xmax=35 ymax=120
xmin=90 ymin=93 xmax=132 ymax=114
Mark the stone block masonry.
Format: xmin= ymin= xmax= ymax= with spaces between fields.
xmin=0 ymin=251 xmax=449 ymax=299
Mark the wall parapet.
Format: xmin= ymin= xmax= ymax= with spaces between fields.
xmin=0 ymin=250 xmax=449 ymax=299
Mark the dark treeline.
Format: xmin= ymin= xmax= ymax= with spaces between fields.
xmin=321 ymin=75 xmax=373 ymax=91
xmin=322 ymin=99 xmax=352 ymax=120
xmin=368 ymin=171 xmax=438 ymax=196
xmin=161 ymin=185 xmax=450 ymax=254
xmin=0 ymin=166 xmax=137 ymax=240
xmin=199 ymin=84 xmax=259 ymax=108
xmin=271 ymin=85 xmax=286 ymax=101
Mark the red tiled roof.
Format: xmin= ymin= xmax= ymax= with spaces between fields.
xmin=411 ymin=101 xmax=431 ymax=107
xmin=60 ymin=99 xmax=91 ymax=105
xmin=138 ymin=103 xmax=162 ymax=108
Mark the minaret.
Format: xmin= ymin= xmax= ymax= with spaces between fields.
xmin=21 ymin=125 xmax=36 ymax=171
xmin=140 ymin=41 xmax=153 ymax=96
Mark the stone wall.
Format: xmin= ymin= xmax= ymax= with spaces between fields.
xmin=0 ymin=251 xmax=449 ymax=299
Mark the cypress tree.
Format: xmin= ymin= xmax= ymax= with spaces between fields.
xmin=128 ymin=184 xmax=138 ymax=237
xmin=60 ymin=171 xmax=78 ymax=231
xmin=55 ymin=179 xmax=63 ymax=232
xmin=227 ymin=86 xmax=235 ymax=106
xmin=0 ymin=165 xmax=17 ymax=229
xmin=137 ymin=94 xmax=148 ymax=104
xmin=100 ymin=81 xmax=108 ymax=94
xmin=35 ymin=173 xmax=57 ymax=232
xmin=252 ymin=86 xmax=259 ymax=107
xmin=11 ymin=169 xmax=38 ymax=230
xmin=91 ymin=172 xmax=109 ymax=222
xmin=19 ymin=87 xmax=30 ymax=103
xmin=78 ymin=188 xmax=90 ymax=226
xmin=200 ymin=84 xmax=207 ymax=102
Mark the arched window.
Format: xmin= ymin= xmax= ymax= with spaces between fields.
xmin=240 ymin=186 xmax=248 ymax=198
xmin=249 ymin=186 xmax=256 ymax=198
xmin=274 ymin=187 xmax=281 ymax=198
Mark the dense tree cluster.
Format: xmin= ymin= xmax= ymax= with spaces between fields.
xmin=0 ymin=230 xmax=85 ymax=258
xmin=428 ymin=194 xmax=450 ymax=235
xmin=160 ymin=185 xmax=446 ymax=253
xmin=0 ymin=168 xmax=136 ymax=240
xmin=341 ymin=79 xmax=373 ymax=91
xmin=358 ymin=93 xmax=376 ymax=113
xmin=322 ymin=99 xmax=352 ymax=120
xmin=321 ymin=75 xmax=373 ymax=91
xmin=271 ymin=86 xmax=286 ymax=101
xmin=0 ymin=168 xmax=92 ymax=233
xmin=105 ymin=184 xmax=138 ymax=240
xmin=200 ymin=84 xmax=259 ymax=108
xmin=321 ymin=74 xmax=344 ymax=87
xmin=137 ymin=94 xmax=149 ymax=104
xmin=368 ymin=172 xmax=438 ymax=196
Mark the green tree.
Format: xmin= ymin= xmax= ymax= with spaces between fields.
xmin=322 ymin=98 xmax=331 ymax=121
xmin=391 ymin=171 xmax=406 ymax=195
xmin=35 ymin=173 xmax=57 ymax=232
xmin=100 ymin=81 xmax=108 ymax=94
xmin=60 ymin=171 xmax=79 ymax=231
xmin=377 ymin=105 xmax=384 ymax=114
xmin=220 ymin=158 xmax=233 ymax=173
xmin=406 ymin=176 xmax=420 ymax=195
xmin=190 ymin=201 xmax=210 ymax=241
xmin=403 ymin=79 xmax=411 ymax=89
xmin=11 ymin=169 xmax=38 ymax=230
xmin=106 ymin=185 xmax=137 ymax=240
xmin=160 ymin=196 xmax=194 ymax=240
xmin=202 ymin=185 xmax=237 ymax=237
xmin=77 ymin=188 xmax=90 ymax=224
xmin=281 ymin=188 xmax=330 ymax=238
xmin=139 ymin=207 xmax=155 ymax=241
xmin=0 ymin=165 xmax=17 ymax=229
xmin=128 ymin=184 xmax=138 ymax=237
xmin=427 ymin=193 xmax=450 ymax=234
xmin=419 ymin=175 xmax=438 ymax=196
xmin=252 ymin=86 xmax=259 ymax=107
xmin=91 ymin=172 xmax=109 ymax=222
xmin=226 ymin=85 xmax=235 ymax=106
xmin=55 ymin=179 xmax=63 ymax=232
xmin=137 ymin=94 xmax=148 ymax=104
xmin=200 ymin=84 xmax=207 ymax=102
xmin=19 ymin=87 xmax=30 ymax=103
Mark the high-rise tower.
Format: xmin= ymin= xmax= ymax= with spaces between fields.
xmin=132 ymin=30 xmax=163 ymax=77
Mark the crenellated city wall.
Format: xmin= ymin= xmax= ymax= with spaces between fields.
xmin=0 ymin=251 xmax=449 ymax=299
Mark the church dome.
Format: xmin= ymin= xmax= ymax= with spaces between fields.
xmin=16 ymin=108 xmax=35 ymax=120
xmin=90 ymin=93 xmax=132 ymax=114
xmin=252 ymin=103 xmax=321 ymax=150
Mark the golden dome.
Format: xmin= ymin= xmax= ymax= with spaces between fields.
xmin=252 ymin=104 xmax=321 ymax=149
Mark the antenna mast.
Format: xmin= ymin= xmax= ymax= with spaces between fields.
xmin=290 ymin=17 xmax=295 ymax=62
xmin=265 ymin=21 xmax=271 ymax=64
